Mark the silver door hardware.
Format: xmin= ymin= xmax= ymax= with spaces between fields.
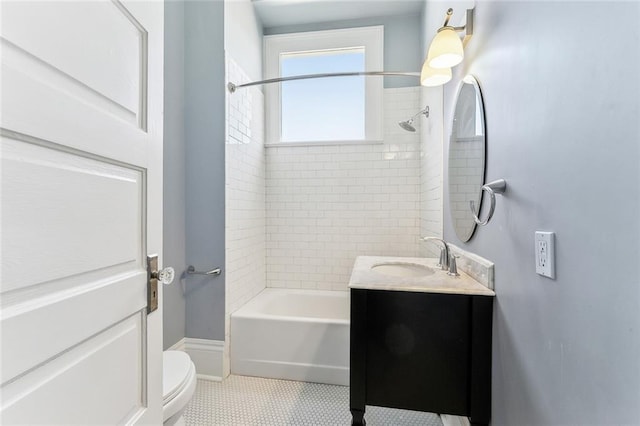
xmin=187 ymin=265 xmax=222 ymax=276
xmin=147 ymin=255 xmax=175 ymax=313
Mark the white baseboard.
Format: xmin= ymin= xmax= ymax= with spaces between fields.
xmin=167 ymin=338 xmax=224 ymax=381
xmin=168 ymin=339 xmax=186 ymax=351
xmin=195 ymin=373 xmax=223 ymax=382
xmin=440 ymin=414 xmax=471 ymax=426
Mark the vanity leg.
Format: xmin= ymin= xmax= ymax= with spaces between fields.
xmin=350 ymin=409 xmax=366 ymax=425
xmin=350 ymin=290 xmax=367 ymax=426
xmin=469 ymin=297 xmax=493 ymax=426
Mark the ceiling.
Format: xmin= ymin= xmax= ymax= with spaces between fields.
xmin=252 ymin=0 xmax=425 ymax=29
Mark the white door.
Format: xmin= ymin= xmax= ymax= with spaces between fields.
xmin=1 ymin=1 xmax=164 ymax=424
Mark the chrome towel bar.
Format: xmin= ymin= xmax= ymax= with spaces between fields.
xmin=187 ymin=265 xmax=222 ymax=276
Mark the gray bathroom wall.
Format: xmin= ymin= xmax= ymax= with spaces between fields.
xmin=163 ymin=0 xmax=186 ymax=350
xmin=264 ymin=14 xmax=422 ymax=89
xmin=426 ymin=1 xmax=640 ymax=423
xmin=184 ymin=0 xmax=226 ymax=341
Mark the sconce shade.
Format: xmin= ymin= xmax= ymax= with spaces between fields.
xmin=427 ymin=27 xmax=464 ymax=69
xmin=420 ymin=60 xmax=452 ymax=87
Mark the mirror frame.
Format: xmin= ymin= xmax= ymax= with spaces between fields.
xmin=448 ymin=75 xmax=487 ymax=242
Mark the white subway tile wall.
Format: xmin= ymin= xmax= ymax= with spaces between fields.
xmin=265 ymin=87 xmax=423 ymax=291
xmin=420 ymin=86 xmax=444 ymax=257
xmin=225 ymin=57 xmax=266 ymax=315
xmin=448 ymin=137 xmax=484 ymax=240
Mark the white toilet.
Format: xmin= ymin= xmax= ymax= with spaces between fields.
xmin=163 ymin=350 xmax=197 ymax=425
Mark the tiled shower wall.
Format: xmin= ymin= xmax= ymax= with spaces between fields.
xmin=225 ymin=57 xmax=266 ymax=315
xmin=420 ymin=86 xmax=444 ymax=257
xmin=448 ymin=135 xmax=484 ymax=241
xmin=265 ymin=87 xmax=423 ymax=291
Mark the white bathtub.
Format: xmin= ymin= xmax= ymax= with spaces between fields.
xmin=230 ymin=288 xmax=350 ymax=386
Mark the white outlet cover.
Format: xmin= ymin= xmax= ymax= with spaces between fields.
xmin=535 ymin=231 xmax=555 ymax=279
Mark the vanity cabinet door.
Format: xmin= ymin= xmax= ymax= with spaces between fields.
xmin=364 ymin=290 xmax=471 ymax=415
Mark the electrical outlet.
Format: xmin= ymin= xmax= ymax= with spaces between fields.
xmin=535 ymin=231 xmax=555 ymax=278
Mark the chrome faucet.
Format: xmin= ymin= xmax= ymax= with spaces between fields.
xmin=421 ymin=237 xmax=450 ymax=271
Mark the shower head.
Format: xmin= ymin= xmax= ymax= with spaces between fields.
xmin=398 ymin=106 xmax=429 ymax=132
xmin=399 ymin=119 xmax=417 ymax=132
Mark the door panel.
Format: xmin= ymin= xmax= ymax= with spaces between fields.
xmin=1 ymin=136 xmax=144 ymax=292
xmin=1 ymin=1 xmax=163 ymax=423
xmin=1 ymin=271 xmax=145 ymax=385
xmin=0 ymin=12 xmax=149 ymax=166
xmin=1 ymin=0 xmax=146 ymax=127
xmin=2 ymin=313 xmax=145 ymax=425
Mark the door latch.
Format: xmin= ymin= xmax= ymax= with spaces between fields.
xmin=146 ymin=254 xmax=175 ymax=313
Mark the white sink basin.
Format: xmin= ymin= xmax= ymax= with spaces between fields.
xmin=371 ymin=262 xmax=435 ymax=278
xmin=350 ymin=256 xmax=495 ymax=296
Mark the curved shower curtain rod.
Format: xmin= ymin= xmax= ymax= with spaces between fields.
xmin=227 ymin=71 xmax=420 ymax=93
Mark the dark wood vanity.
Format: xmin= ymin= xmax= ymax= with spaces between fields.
xmin=349 ymin=288 xmax=493 ymax=425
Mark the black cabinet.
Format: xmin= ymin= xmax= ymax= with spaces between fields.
xmin=350 ymin=288 xmax=493 ymax=425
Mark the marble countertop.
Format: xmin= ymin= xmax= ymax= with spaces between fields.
xmin=348 ymin=256 xmax=495 ymax=296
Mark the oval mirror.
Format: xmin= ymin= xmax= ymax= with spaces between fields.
xmin=448 ymin=75 xmax=486 ymax=242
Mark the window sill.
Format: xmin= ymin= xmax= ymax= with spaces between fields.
xmin=265 ymin=139 xmax=384 ymax=148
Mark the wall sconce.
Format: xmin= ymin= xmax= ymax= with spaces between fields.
xmin=421 ymin=61 xmax=452 ymax=87
xmin=421 ymin=8 xmax=474 ymax=87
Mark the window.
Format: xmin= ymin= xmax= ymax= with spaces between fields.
xmin=281 ymin=48 xmax=365 ymax=142
xmin=264 ymin=26 xmax=383 ymax=145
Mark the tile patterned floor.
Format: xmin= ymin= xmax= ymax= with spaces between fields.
xmin=184 ymin=375 xmax=443 ymax=426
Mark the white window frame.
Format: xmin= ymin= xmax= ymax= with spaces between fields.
xmin=264 ymin=26 xmax=384 ymax=146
